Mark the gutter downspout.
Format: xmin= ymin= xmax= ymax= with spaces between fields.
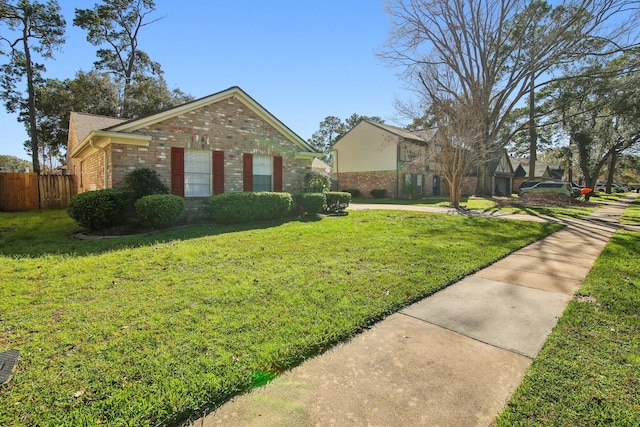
xmin=89 ymin=139 xmax=109 ymax=189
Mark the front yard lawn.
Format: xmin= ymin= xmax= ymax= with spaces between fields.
xmin=497 ymin=229 xmax=640 ymax=426
xmin=0 ymin=209 xmax=561 ymax=426
xmin=620 ymin=196 xmax=640 ymax=224
xmin=351 ymin=195 xmax=596 ymax=219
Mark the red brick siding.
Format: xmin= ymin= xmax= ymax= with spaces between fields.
xmin=74 ymin=96 xmax=312 ymax=216
xmin=125 ymin=97 xmax=311 ymax=195
xmin=337 ymin=171 xmax=399 ymax=198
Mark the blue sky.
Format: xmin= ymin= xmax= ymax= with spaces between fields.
xmin=0 ymin=0 xmax=411 ymax=160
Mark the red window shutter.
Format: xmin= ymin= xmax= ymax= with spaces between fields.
xmin=243 ymin=153 xmax=253 ymax=192
xmin=273 ymin=156 xmax=283 ymax=192
xmin=171 ymin=147 xmax=184 ymax=197
xmin=213 ymin=150 xmax=225 ymax=194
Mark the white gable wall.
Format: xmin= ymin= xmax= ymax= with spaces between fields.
xmin=333 ymin=122 xmax=399 ymax=172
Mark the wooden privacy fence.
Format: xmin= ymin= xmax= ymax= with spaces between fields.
xmin=0 ymin=173 xmax=76 ymax=211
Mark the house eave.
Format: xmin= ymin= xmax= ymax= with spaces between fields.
xmin=70 ymin=131 xmax=151 ymax=159
xmin=295 ymin=152 xmax=319 ymax=160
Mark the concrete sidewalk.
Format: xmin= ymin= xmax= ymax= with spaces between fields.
xmin=190 ymin=194 xmax=638 ymax=427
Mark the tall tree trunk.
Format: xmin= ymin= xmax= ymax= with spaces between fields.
xmin=528 ymin=72 xmax=537 ymax=181
xmin=606 ymin=149 xmax=618 ymax=193
xmin=23 ymin=24 xmax=40 ymax=174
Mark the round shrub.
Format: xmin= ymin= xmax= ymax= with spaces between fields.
xmin=67 ymin=189 xmax=127 ymax=230
xmin=370 ymin=189 xmax=388 ymax=199
xmin=298 ymin=193 xmax=326 ymax=215
xmin=324 ymin=191 xmax=352 ymax=213
xmin=123 ymin=168 xmax=169 ymax=201
xmin=343 ymin=188 xmax=361 ymax=198
xmin=303 ymin=172 xmax=330 ymax=193
xmin=135 ymin=194 xmax=185 ymax=229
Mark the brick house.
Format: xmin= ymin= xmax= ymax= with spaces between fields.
xmin=67 ymin=86 xmax=318 ymax=213
xmin=332 ymin=120 xmax=514 ymax=198
xmin=332 ymin=120 xmax=439 ymax=198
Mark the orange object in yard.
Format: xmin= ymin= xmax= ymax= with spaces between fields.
xmin=580 ymin=188 xmax=593 ymax=195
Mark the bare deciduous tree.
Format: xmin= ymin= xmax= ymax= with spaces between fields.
xmin=428 ymin=98 xmax=486 ymax=207
xmin=381 ymin=0 xmax=639 ymax=195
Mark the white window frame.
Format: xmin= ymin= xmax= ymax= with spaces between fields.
xmin=253 ymin=155 xmax=272 ymax=192
xmin=184 ymin=149 xmax=211 ymax=197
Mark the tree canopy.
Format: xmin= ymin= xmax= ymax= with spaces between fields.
xmin=0 ymin=154 xmax=30 ymax=171
xmin=381 ymin=0 xmax=639 ymax=195
xmin=0 ymin=0 xmax=193 ymax=167
xmin=545 ymin=52 xmax=640 ymax=189
xmin=74 ymin=0 xmax=164 ymax=117
xmin=0 ymin=0 xmax=66 ymax=173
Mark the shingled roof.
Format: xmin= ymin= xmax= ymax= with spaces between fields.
xmin=69 ymin=112 xmax=128 ymax=143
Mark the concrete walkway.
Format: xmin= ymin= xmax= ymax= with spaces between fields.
xmin=190 ymin=194 xmax=638 ymax=427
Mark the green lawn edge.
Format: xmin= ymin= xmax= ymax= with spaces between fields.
xmin=0 ymin=209 xmax=561 ymax=426
xmin=497 ymin=229 xmax=640 ymax=426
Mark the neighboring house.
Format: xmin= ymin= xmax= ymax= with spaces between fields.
xmin=332 ymin=120 xmax=513 ymax=198
xmin=490 ymin=152 xmax=515 ymax=196
xmin=332 ymin=120 xmax=438 ymax=198
xmin=67 ymin=86 xmax=318 ymax=213
xmin=509 ymin=157 xmax=563 ymax=193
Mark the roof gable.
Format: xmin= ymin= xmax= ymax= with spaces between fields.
xmin=69 ymin=112 xmax=127 ymax=143
xmin=334 ymin=120 xmax=436 ymax=149
xmin=108 ymin=86 xmax=316 ymax=153
xmin=365 ymin=120 xmax=436 ymax=143
xmin=492 ymin=151 xmax=514 ymax=175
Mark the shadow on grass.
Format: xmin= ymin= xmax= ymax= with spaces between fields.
xmin=480 ymin=205 xmax=588 ymax=219
xmin=0 ymin=212 xmax=323 ymax=258
xmin=350 ymin=196 xmax=453 ymax=206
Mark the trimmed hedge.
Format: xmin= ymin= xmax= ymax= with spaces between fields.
xmin=298 ymin=193 xmax=325 ymax=215
xmin=342 ymin=188 xmax=361 ymax=198
xmin=135 ymin=194 xmax=185 ymax=229
xmin=67 ymin=189 xmax=127 ymax=230
xmin=209 ymin=192 xmax=293 ymax=224
xmin=324 ymin=191 xmax=351 ymax=213
xmin=370 ymin=189 xmax=388 ymax=199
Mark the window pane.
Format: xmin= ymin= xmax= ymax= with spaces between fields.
xmin=185 ymin=149 xmax=211 ymax=197
xmin=254 ymin=175 xmax=272 ymax=192
xmin=253 ymin=156 xmax=272 ymax=191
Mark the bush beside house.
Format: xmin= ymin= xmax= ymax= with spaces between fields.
xmin=67 ymin=189 xmax=127 ymax=230
xmin=324 ymin=191 xmax=351 ymax=214
xmin=135 ymin=194 xmax=185 ymax=229
xmin=298 ymin=193 xmax=326 ymax=215
xmin=208 ymin=192 xmax=292 ymax=224
xmin=370 ymin=189 xmax=388 ymax=199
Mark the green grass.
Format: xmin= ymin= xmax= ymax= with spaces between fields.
xmin=497 ymin=230 xmax=640 ymax=426
xmin=620 ymin=196 xmax=640 ymax=224
xmin=0 ymin=209 xmax=561 ymax=426
xmin=352 ymin=196 xmax=596 ymax=219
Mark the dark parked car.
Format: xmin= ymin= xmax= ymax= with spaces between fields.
xmin=520 ymin=181 xmax=573 ymax=197
xmin=518 ymin=180 xmax=541 ymax=194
